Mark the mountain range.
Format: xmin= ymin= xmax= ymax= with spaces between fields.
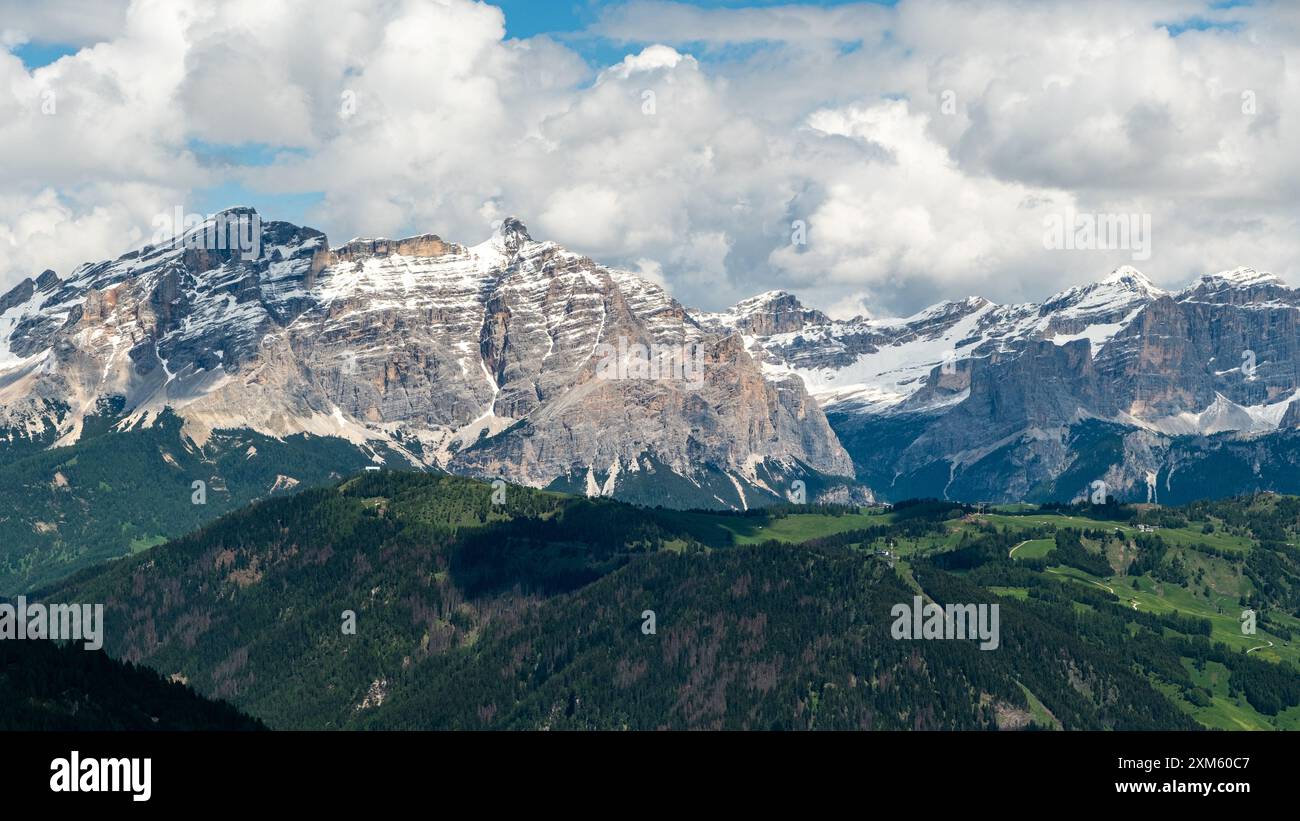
xmin=5 ymin=207 xmax=1300 ymax=589
xmin=716 ymin=265 xmax=1300 ymax=506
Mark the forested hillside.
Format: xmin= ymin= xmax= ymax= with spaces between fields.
xmin=0 ymin=637 xmax=262 ymax=731
xmin=42 ymin=473 xmax=1300 ymax=730
xmin=0 ymin=405 xmax=373 ymax=593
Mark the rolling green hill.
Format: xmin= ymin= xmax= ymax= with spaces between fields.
xmin=40 ymin=476 xmax=1300 ymax=730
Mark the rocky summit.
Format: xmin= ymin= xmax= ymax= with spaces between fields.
xmin=0 ymin=209 xmax=857 ymax=513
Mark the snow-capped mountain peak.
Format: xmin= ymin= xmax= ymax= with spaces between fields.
xmin=733 ymin=290 xmax=795 ymax=311
xmin=1041 ymin=266 xmax=1165 ymax=319
xmin=695 ymin=290 xmax=831 ymax=337
xmin=1101 ymin=265 xmax=1163 ymax=293
xmin=465 ymin=217 xmax=538 ymax=268
xmin=1176 ymin=267 xmax=1288 ymax=305
xmin=490 ymin=216 xmax=534 ymax=258
xmin=1197 ymin=267 xmax=1281 ymax=289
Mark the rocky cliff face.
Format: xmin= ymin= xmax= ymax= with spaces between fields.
xmin=706 ymin=266 xmax=1300 ymax=504
xmin=0 ymin=209 xmax=859 ymax=511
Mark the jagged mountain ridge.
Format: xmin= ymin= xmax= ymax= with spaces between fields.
xmin=0 ymin=209 xmax=858 ymax=516
xmin=704 ymin=265 xmax=1300 ymax=503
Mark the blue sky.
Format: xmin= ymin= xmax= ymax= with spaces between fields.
xmin=11 ymin=42 xmax=79 ymax=68
xmin=495 ymin=0 xmax=896 ymax=39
